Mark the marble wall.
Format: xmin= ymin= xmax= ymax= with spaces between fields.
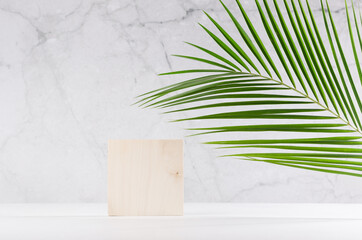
xmin=0 ymin=0 xmax=361 ymax=202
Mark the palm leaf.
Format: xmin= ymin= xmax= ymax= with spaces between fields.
xmin=136 ymin=0 xmax=362 ymax=177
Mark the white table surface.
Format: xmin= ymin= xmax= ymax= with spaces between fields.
xmin=1 ymin=203 xmax=362 ymax=240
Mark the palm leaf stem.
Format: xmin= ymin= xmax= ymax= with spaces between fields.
xmin=247 ymin=73 xmax=362 ymax=135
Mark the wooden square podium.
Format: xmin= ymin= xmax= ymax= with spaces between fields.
xmin=108 ymin=139 xmax=183 ymax=216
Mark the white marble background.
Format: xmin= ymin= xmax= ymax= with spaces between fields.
xmin=0 ymin=0 xmax=361 ymax=203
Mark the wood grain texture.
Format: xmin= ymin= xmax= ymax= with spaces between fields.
xmin=108 ymin=139 xmax=183 ymax=216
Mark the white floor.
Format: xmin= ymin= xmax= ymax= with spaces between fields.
xmin=1 ymin=203 xmax=362 ymax=240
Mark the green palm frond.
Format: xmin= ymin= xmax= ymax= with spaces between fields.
xmin=136 ymin=0 xmax=362 ymax=177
